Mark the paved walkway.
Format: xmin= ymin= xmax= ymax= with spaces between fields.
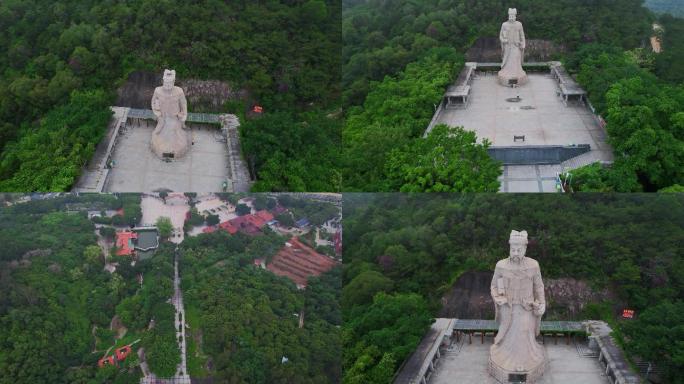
xmin=139 ymin=247 xmax=190 ymax=384
xmin=173 ymin=247 xmax=189 ymax=379
xmin=139 ymin=196 xmax=191 ymax=383
xmin=73 ymin=107 xmax=129 ymax=192
xmin=499 ymin=164 xmax=561 ymax=193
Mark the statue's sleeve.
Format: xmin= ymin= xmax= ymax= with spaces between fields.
xmin=533 ymin=265 xmax=545 ymax=307
xmin=491 ymin=265 xmax=503 ymax=299
xmin=152 ymin=89 xmax=161 ymax=119
xmin=178 ymin=90 xmax=188 ymax=122
xmin=519 ymin=23 xmax=526 ymax=49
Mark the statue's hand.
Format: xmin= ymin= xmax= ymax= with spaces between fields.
xmin=494 ymin=296 xmax=508 ymax=306
xmin=532 ymin=302 xmax=545 ymax=316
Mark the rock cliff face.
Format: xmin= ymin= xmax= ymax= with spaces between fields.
xmin=116 ymin=71 xmax=247 ymax=112
xmin=466 ymin=37 xmax=565 ymax=63
xmin=438 ymin=271 xmax=614 ymax=319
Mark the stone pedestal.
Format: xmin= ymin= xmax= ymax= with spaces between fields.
xmin=488 ymin=351 xmax=547 ymax=383
xmin=498 ymin=71 xmax=528 ymax=87
xmin=150 ymin=118 xmax=190 ymax=159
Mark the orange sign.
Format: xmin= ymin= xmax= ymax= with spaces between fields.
xmin=622 ymin=309 xmax=635 ymax=319
xmin=253 ymin=105 xmax=263 ymax=113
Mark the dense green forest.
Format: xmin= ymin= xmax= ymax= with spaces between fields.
xmin=645 ymin=0 xmax=684 ymax=17
xmin=340 ymin=0 xmax=684 ymax=192
xmin=342 ymin=194 xmax=684 ymax=383
xmin=179 ymin=230 xmax=341 ymax=383
xmin=0 ymin=194 xmax=179 ymax=383
xmin=561 ymin=10 xmax=684 ymax=192
xmin=0 ymin=0 xmax=341 ymax=192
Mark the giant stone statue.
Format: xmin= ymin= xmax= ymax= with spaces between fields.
xmin=498 ymin=8 xmax=528 ymax=86
xmin=151 ymin=69 xmax=190 ymax=159
xmin=489 ymin=230 xmax=547 ymax=383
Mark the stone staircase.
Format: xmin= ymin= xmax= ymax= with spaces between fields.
xmin=560 ymin=150 xmax=613 ymax=171
xmin=73 ymin=107 xmax=129 ymax=192
xmin=574 ymin=340 xmax=599 ymax=358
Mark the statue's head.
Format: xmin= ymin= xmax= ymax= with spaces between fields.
xmin=508 ymin=8 xmax=517 ymax=22
xmin=163 ymin=69 xmax=176 ymax=90
xmin=508 ymin=230 xmax=527 ymax=263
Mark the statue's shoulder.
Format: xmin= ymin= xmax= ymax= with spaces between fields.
xmin=523 ymin=257 xmax=540 ymax=269
xmin=153 ymin=86 xmax=163 ymax=95
xmin=495 ymin=258 xmax=508 ymax=269
xmin=172 ymin=85 xmax=185 ymax=95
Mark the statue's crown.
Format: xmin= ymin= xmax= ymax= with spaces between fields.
xmin=509 ymin=230 xmax=528 ymax=244
xmin=508 ymin=8 xmax=517 ymax=16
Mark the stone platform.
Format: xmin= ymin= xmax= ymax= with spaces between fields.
xmin=429 ymin=73 xmax=609 ymax=149
xmin=430 ymin=335 xmax=609 ymax=384
xmin=426 ymin=70 xmax=614 ymax=192
xmin=104 ymin=120 xmax=237 ymax=192
xmin=73 ymin=107 xmax=251 ymax=193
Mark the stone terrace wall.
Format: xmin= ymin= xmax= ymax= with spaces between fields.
xmin=438 ymin=271 xmax=614 ymax=319
xmin=116 ymin=71 xmax=247 ymax=112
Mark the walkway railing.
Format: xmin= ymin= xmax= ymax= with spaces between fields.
xmin=128 ymin=108 xmax=221 ymax=124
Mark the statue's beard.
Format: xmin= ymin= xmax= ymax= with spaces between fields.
xmin=163 ymin=81 xmax=174 ymax=90
xmin=510 ymin=255 xmax=522 ymax=263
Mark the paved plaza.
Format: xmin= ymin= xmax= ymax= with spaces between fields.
xmin=140 ymin=195 xmax=189 ymax=243
xmin=430 ymin=335 xmax=609 ymax=384
xmin=194 ymin=195 xmax=237 ymax=222
xmin=499 ymin=164 xmax=562 ymax=193
xmin=430 ymin=73 xmax=610 ymax=149
xmin=104 ymin=120 xmax=233 ymax=192
xmin=428 ymin=72 xmax=613 ymax=192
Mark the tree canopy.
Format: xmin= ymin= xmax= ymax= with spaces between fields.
xmin=343 ymin=47 xmax=500 ymax=192
xmin=0 ymin=194 xmax=177 ymax=383
xmin=566 ymin=44 xmax=684 ymax=191
xmin=179 ymin=230 xmax=341 ymax=383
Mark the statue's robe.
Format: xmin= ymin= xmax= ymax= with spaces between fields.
xmin=151 ymin=85 xmax=190 ymax=158
xmin=489 ymin=256 xmax=546 ymax=379
xmin=498 ymin=20 xmax=528 ymax=85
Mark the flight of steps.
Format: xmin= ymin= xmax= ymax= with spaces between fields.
xmin=560 ymin=150 xmax=612 ymax=171
xmin=73 ymin=107 xmax=129 ymax=192
xmin=575 ymin=340 xmax=599 ymax=358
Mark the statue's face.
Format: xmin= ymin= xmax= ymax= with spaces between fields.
xmin=509 ymin=243 xmax=526 ymax=263
xmin=163 ymin=70 xmax=175 ymax=90
xmin=508 ymin=14 xmax=516 ymax=22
